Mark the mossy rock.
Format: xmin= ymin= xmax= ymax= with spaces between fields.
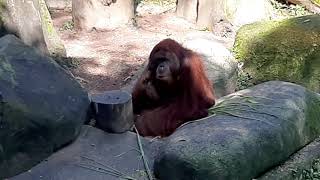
xmin=0 ymin=35 xmax=89 ymax=178
xmin=233 ymin=15 xmax=320 ymax=93
xmin=154 ymin=81 xmax=320 ymax=180
xmin=258 ymin=137 xmax=320 ymax=180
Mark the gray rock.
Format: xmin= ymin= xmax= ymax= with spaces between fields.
xmin=0 ymin=35 xmax=90 ymax=178
xmin=233 ymin=15 xmax=320 ymax=93
xmin=258 ymin=137 xmax=320 ymax=180
xmin=11 ymin=125 xmax=162 ymax=180
xmin=154 ymin=81 xmax=320 ymax=180
xmin=183 ymin=35 xmax=238 ymax=98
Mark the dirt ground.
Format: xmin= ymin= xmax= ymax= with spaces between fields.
xmin=51 ymin=3 xmax=233 ymax=94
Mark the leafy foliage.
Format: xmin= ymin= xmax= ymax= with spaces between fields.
xmin=53 ymin=56 xmax=80 ymax=69
xmin=270 ymin=0 xmax=312 ymax=17
xmin=236 ymin=70 xmax=254 ymax=91
xmin=136 ymin=0 xmax=176 ymax=6
xmin=60 ymin=20 xmax=74 ymax=31
xmin=292 ymin=159 xmax=320 ymax=180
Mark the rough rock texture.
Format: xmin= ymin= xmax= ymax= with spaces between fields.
xmin=183 ymin=33 xmax=238 ymax=98
xmin=154 ymin=81 xmax=320 ymax=180
xmin=234 ymin=15 xmax=320 ymax=93
xmin=258 ymin=137 xmax=320 ymax=180
xmin=11 ymin=125 xmax=162 ymax=180
xmin=0 ymin=35 xmax=90 ymax=178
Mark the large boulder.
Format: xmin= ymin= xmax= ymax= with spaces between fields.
xmin=233 ymin=15 xmax=320 ymax=93
xmin=258 ymin=137 xmax=320 ymax=180
xmin=0 ymin=0 xmax=66 ymax=56
xmin=154 ymin=81 xmax=320 ymax=180
xmin=0 ymin=35 xmax=90 ymax=178
xmin=11 ymin=125 xmax=161 ymax=180
xmin=183 ymin=33 xmax=238 ymax=98
xmin=223 ymin=0 xmax=274 ymax=27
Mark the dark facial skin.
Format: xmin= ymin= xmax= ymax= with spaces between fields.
xmin=151 ymin=50 xmax=180 ymax=85
xmin=156 ymin=61 xmax=174 ymax=85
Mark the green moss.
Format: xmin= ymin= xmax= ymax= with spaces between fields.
xmin=38 ymin=0 xmax=66 ymax=56
xmin=0 ymin=0 xmax=5 ymax=10
xmin=304 ymin=93 xmax=320 ymax=139
xmin=292 ymin=158 xmax=320 ymax=180
xmin=0 ymin=0 xmax=5 ymax=23
xmin=38 ymin=0 xmax=54 ymax=35
xmin=0 ymin=56 xmax=17 ymax=87
xmin=233 ymin=15 xmax=320 ymax=92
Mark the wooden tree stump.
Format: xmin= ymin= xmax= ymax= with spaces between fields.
xmin=72 ymin=0 xmax=134 ymax=31
xmin=176 ymin=0 xmax=198 ymax=23
xmin=90 ymin=90 xmax=134 ymax=133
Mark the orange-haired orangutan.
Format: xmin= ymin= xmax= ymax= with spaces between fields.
xmin=132 ymin=38 xmax=215 ymax=137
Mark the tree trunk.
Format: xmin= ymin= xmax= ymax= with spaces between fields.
xmin=0 ymin=0 xmax=66 ymax=56
xmin=175 ymin=0 xmax=226 ymax=30
xmin=176 ymin=0 xmax=198 ymax=23
xmin=196 ymin=0 xmax=224 ymax=30
xmin=72 ymin=0 xmax=134 ymax=31
xmin=91 ymin=90 xmax=134 ymax=133
xmin=4 ymin=0 xmax=49 ymax=54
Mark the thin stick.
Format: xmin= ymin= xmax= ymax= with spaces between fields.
xmin=76 ymin=163 xmax=122 ymax=177
xmin=76 ymin=164 xmax=137 ymax=180
xmin=210 ymin=106 xmax=280 ymax=119
xmin=80 ymin=156 xmax=123 ymax=175
xmin=213 ymin=110 xmax=277 ymax=127
xmin=134 ymin=125 xmax=153 ymax=180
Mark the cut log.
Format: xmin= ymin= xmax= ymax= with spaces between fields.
xmin=90 ymin=90 xmax=134 ymax=133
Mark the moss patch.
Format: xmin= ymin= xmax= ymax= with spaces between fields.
xmin=0 ymin=56 xmax=17 ymax=87
xmin=233 ymin=15 xmax=320 ymax=92
xmin=0 ymin=0 xmax=5 ymax=24
xmin=38 ymin=0 xmax=66 ymax=56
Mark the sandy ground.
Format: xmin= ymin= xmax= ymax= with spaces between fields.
xmin=51 ymin=2 xmax=233 ymax=94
